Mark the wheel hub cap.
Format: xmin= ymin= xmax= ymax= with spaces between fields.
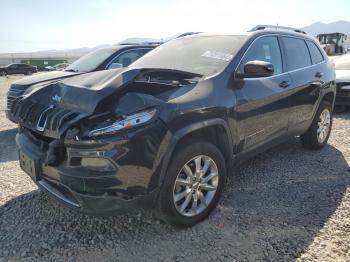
xmin=173 ymin=155 xmax=219 ymax=217
xmin=317 ymin=108 xmax=331 ymax=144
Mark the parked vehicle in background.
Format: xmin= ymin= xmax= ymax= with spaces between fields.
xmin=0 ymin=63 xmax=37 ymax=76
xmin=14 ymin=26 xmax=335 ymax=227
xmin=45 ymin=63 xmax=70 ymax=71
xmin=20 ymin=59 xmax=68 ymax=71
xmin=6 ymin=44 xmax=158 ymax=123
xmin=334 ymin=53 xmax=350 ymax=111
xmin=317 ymin=32 xmax=348 ymax=56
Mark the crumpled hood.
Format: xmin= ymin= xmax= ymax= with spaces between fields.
xmin=11 ymin=70 xmax=81 ymax=87
xmin=336 ymin=70 xmax=350 ymax=83
xmin=12 ymin=68 xmax=141 ymax=138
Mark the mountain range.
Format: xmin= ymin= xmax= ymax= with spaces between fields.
xmin=301 ymin=20 xmax=350 ymax=36
xmin=1 ymin=21 xmax=350 ymax=58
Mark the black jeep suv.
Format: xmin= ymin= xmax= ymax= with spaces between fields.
xmin=15 ymin=26 xmax=336 ymax=227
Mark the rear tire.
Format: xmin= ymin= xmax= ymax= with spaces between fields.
xmin=157 ymin=141 xmax=226 ymax=227
xmin=300 ymin=101 xmax=332 ymax=149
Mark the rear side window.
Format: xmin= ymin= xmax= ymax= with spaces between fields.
xmin=142 ymin=48 xmax=153 ymax=55
xmin=239 ymin=36 xmax=283 ymax=75
xmin=306 ymin=41 xmax=324 ymax=64
xmin=282 ymin=37 xmax=311 ymax=71
xmin=110 ymin=49 xmax=144 ymax=67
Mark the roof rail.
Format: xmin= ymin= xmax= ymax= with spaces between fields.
xmin=119 ymin=42 xmax=163 ymax=46
xmin=249 ymin=25 xmax=306 ymax=34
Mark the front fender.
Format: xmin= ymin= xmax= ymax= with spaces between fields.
xmin=156 ymin=118 xmax=234 ymax=187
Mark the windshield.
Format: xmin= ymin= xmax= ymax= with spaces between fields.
xmin=131 ymin=35 xmax=247 ymax=76
xmin=65 ymin=48 xmax=118 ymax=72
xmin=334 ymin=55 xmax=350 ymax=70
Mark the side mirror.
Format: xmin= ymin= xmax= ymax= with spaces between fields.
xmin=108 ymin=62 xmax=123 ymax=69
xmin=243 ymin=60 xmax=274 ymax=78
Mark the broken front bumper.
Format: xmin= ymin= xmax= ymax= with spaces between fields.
xmin=16 ymin=121 xmax=169 ymax=215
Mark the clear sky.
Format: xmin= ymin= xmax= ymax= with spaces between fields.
xmin=1 ymin=0 xmax=349 ymax=53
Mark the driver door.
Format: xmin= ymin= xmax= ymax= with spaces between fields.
xmin=233 ymin=36 xmax=293 ymax=152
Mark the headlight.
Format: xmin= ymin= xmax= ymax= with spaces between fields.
xmin=88 ymin=109 xmax=157 ymax=137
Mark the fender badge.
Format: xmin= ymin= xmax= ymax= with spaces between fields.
xmin=52 ymin=94 xmax=62 ymax=103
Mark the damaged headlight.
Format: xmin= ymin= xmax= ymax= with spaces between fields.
xmin=88 ymin=109 xmax=157 ymax=137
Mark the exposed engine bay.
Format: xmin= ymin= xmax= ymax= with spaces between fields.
xmin=12 ymin=68 xmax=201 ymax=140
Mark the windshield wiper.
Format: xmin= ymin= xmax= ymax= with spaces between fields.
xmin=64 ymin=69 xmax=79 ymax=72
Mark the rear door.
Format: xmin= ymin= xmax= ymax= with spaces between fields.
xmin=19 ymin=64 xmax=27 ymax=74
xmin=280 ymin=37 xmax=324 ymax=134
xmin=233 ymin=36 xmax=293 ymax=152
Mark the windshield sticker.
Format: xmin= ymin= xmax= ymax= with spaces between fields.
xmin=201 ymin=51 xmax=233 ymax=61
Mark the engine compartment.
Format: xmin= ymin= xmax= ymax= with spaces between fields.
xmin=73 ymin=69 xmax=200 ymax=140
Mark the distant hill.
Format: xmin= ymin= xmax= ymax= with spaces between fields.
xmin=301 ymin=20 xmax=350 ymax=36
xmin=0 ymin=34 xmax=180 ymax=59
xmin=0 ymin=45 xmax=112 ymax=60
xmin=2 ymin=24 xmax=350 ymax=59
xmin=119 ymin=37 xmax=163 ymax=44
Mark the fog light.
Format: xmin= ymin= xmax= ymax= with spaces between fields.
xmin=81 ymin=158 xmax=116 ymax=172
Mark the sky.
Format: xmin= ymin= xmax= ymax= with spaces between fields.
xmin=1 ymin=0 xmax=350 ymax=53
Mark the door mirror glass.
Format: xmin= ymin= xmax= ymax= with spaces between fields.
xmin=108 ymin=62 xmax=123 ymax=69
xmin=243 ymin=60 xmax=274 ymax=78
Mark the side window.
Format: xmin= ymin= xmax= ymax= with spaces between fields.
xmin=109 ymin=49 xmax=144 ymax=68
xmin=306 ymin=41 xmax=324 ymax=64
xmin=282 ymin=37 xmax=312 ymax=71
xmin=142 ymin=48 xmax=152 ymax=55
xmin=10 ymin=64 xmax=18 ymax=69
xmin=239 ymin=36 xmax=283 ymax=75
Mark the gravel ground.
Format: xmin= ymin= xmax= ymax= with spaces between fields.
xmin=0 ymin=75 xmax=349 ymax=262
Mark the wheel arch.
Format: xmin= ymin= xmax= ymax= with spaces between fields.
xmin=157 ymin=118 xmax=234 ymax=186
xmin=321 ymin=91 xmax=335 ymax=108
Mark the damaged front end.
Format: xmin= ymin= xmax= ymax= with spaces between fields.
xmin=15 ymin=67 xmax=201 ymax=214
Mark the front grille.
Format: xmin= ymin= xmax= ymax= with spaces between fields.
xmin=12 ymin=97 xmax=83 ymax=138
xmin=7 ymin=91 xmax=26 ymax=110
xmin=6 ymin=96 xmax=17 ymax=110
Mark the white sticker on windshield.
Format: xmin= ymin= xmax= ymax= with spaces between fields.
xmin=201 ymin=51 xmax=233 ymax=61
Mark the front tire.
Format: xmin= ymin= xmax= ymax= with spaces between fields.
xmin=157 ymin=141 xmax=226 ymax=227
xmin=0 ymin=71 xmax=6 ymax=77
xmin=26 ymin=70 xmax=32 ymax=75
xmin=300 ymin=101 xmax=333 ymax=149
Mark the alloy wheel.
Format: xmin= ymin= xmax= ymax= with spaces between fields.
xmin=317 ymin=108 xmax=331 ymax=143
xmin=173 ymin=155 xmax=219 ymax=217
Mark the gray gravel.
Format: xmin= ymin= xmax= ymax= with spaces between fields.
xmin=0 ymin=75 xmax=350 ymax=262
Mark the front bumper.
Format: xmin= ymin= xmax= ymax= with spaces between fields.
xmin=16 ymin=121 xmax=169 ymax=215
xmin=335 ymin=84 xmax=350 ymax=106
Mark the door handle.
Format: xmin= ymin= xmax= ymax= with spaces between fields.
xmin=315 ymin=72 xmax=324 ymax=78
xmin=279 ymin=81 xmax=291 ymax=88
